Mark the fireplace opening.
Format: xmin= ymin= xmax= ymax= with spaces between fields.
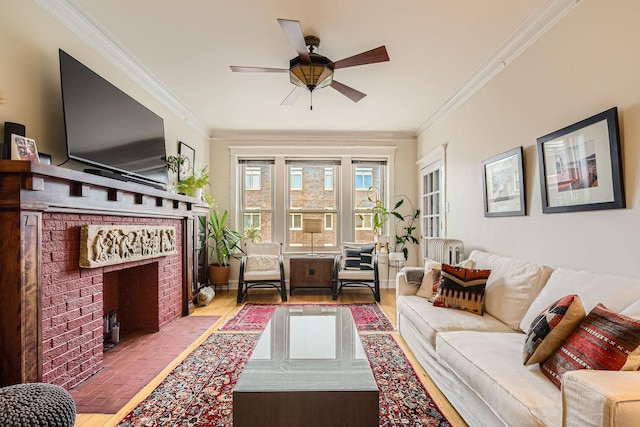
xmin=103 ymin=262 xmax=160 ymax=350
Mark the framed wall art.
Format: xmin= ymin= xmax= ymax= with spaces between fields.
xmin=178 ymin=141 xmax=195 ymax=181
xmin=536 ymin=107 xmax=624 ymax=214
xmin=481 ymin=146 xmax=525 ymax=217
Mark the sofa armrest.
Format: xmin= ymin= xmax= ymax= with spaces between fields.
xmin=396 ymin=267 xmax=424 ymax=298
xmin=562 ymin=370 xmax=640 ymax=427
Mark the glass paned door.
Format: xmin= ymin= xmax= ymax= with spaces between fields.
xmin=419 ymin=158 xmax=444 ymax=259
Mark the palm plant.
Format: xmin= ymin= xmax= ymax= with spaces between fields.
xmin=207 ymin=210 xmax=242 ymax=267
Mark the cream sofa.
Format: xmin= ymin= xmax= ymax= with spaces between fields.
xmin=396 ymin=250 xmax=640 ymax=427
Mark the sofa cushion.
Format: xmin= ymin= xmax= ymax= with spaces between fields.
xmin=433 ymin=264 xmax=490 ymax=315
xmin=436 ymin=331 xmax=561 ymax=427
xmin=416 ymin=268 xmax=439 ymax=299
xmin=523 ymin=294 xmax=585 ymax=365
xmin=541 ymin=304 xmax=640 ymax=388
xmin=469 ymin=250 xmax=552 ymax=331
xmin=520 ymin=268 xmax=640 ymax=333
xmin=397 ymin=295 xmax=513 ymax=347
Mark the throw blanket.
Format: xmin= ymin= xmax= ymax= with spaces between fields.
xmin=404 ymin=267 xmax=425 ymax=286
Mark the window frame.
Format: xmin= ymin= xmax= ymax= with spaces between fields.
xmin=230 ymin=146 xmax=396 ymax=254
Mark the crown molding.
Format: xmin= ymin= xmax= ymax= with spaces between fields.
xmin=36 ymin=0 xmax=211 ymax=137
xmin=212 ymin=129 xmax=416 ymax=143
xmin=416 ymin=0 xmax=581 ymax=137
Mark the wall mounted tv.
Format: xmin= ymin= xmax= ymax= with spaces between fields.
xmin=59 ymin=49 xmax=168 ymax=186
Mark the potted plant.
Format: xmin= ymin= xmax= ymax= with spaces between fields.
xmin=390 ymin=198 xmax=420 ymax=261
xmin=364 ymin=187 xmax=420 ymax=261
xmin=207 ymin=209 xmax=243 ymax=286
xmin=175 ymin=166 xmax=215 ymax=207
xmin=164 ymin=154 xmax=186 ymax=175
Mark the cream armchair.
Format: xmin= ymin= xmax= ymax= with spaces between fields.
xmin=332 ymin=242 xmax=380 ymax=302
xmin=237 ymin=243 xmax=287 ymax=303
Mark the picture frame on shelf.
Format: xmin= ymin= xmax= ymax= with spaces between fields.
xmin=536 ymin=107 xmax=624 ymax=214
xmin=11 ymin=134 xmax=39 ymax=161
xmin=481 ymin=146 xmax=525 ymax=217
xmin=178 ymin=141 xmax=195 ymax=181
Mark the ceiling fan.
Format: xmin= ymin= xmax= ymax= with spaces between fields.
xmin=230 ymin=18 xmax=390 ymax=109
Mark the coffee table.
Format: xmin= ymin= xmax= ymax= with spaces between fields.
xmin=233 ymin=306 xmax=379 ymax=427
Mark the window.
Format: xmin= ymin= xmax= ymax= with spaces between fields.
xmin=324 ymin=168 xmax=333 ymax=191
xmin=290 ymin=167 xmax=302 ymax=190
xmin=245 ymin=167 xmax=261 ymax=190
xmin=239 ymin=160 xmax=273 ymax=242
xmin=232 ymin=147 xmax=394 ymax=253
xmin=353 ymin=161 xmax=386 ymax=243
xmin=355 ymin=167 xmax=373 ymax=190
xmin=244 ymin=213 xmax=261 ymax=229
xmin=355 ymin=213 xmax=373 ymax=230
xmin=324 ymin=213 xmax=333 ymax=230
xmin=287 ymin=161 xmax=339 ymax=250
xmin=290 ymin=213 xmax=302 ymax=230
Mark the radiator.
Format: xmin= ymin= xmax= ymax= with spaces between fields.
xmin=425 ymin=238 xmax=465 ymax=265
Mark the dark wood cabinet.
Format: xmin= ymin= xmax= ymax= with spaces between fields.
xmin=289 ymin=257 xmax=334 ymax=293
xmin=194 ymin=215 xmax=208 ymax=296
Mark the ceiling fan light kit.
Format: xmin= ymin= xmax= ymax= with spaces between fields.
xmin=230 ymin=18 xmax=389 ymax=109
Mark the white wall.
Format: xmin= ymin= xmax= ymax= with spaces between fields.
xmin=0 ymin=1 xmax=209 ymax=177
xmin=418 ymin=0 xmax=640 ymax=278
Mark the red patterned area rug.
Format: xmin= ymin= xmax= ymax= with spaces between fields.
xmin=219 ymin=303 xmax=394 ymax=331
xmin=117 ymin=332 xmax=450 ymax=427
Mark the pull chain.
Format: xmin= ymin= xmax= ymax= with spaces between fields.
xmin=310 ymin=90 xmax=313 ymax=110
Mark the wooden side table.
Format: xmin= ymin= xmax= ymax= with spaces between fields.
xmin=289 ymin=256 xmax=334 ymax=294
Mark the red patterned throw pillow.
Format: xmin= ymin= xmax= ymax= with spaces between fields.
xmin=523 ymin=294 xmax=585 ymax=365
xmin=432 ymin=264 xmax=491 ymax=315
xmin=541 ymin=303 xmax=640 ymax=388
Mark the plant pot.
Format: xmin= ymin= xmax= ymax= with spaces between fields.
xmin=389 ymin=251 xmax=405 ymax=263
xmin=208 ymin=263 xmax=231 ymax=285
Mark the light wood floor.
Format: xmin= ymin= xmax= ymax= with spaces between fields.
xmin=75 ymin=288 xmax=466 ymax=427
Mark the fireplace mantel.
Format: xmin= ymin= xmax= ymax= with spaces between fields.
xmin=0 ymin=160 xmax=209 ymax=387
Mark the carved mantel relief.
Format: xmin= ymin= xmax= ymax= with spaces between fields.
xmin=80 ymin=224 xmax=177 ymax=268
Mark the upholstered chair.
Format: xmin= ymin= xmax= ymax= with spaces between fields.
xmin=333 ymin=242 xmax=380 ymax=302
xmin=237 ymin=242 xmax=287 ymax=303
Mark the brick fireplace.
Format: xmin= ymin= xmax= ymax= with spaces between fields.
xmin=0 ymin=161 xmax=209 ymax=389
xmin=40 ymin=213 xmax=184 ymax=388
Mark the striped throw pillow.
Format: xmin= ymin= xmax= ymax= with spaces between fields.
xmin=344 ymin=245 xmax=375 ymax=270
xmin=541 ymin=303 xmax=640 ymax=388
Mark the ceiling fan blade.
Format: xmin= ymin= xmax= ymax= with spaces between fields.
xmin=330 ymin=80 xmax=366 ymax=103
xmin=331 ymin=46 xmax=389 ymax=69
xmin=230 ymin=66 xmax=288 ymax=73
xmin=281 ymin=86 xmax=305 ymax=106
xmin=277 ymin=18 xmax=311 ymax=63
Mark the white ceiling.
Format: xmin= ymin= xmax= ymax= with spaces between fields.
xmin=41 ymin=0 xmax=578 ymax=137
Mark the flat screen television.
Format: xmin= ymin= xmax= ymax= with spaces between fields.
xmin=59 ymin=49 xmax=168 ymax=186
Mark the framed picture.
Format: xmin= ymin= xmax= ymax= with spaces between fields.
xmin=11 ymin=134 xmax=40 ymax=161
xmin=536 ymin=107 xmax=624 ymax=213
xmin=481 ymin=146 xmax=525 ymax=217
xmin=178 ymin=141 xmax=195 ymax=181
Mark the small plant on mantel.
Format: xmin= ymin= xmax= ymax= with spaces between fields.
xmin=175 ymin=166 xmax=215 ymax=206
xmin=164 ymin=154 xmax=185 ymax=174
